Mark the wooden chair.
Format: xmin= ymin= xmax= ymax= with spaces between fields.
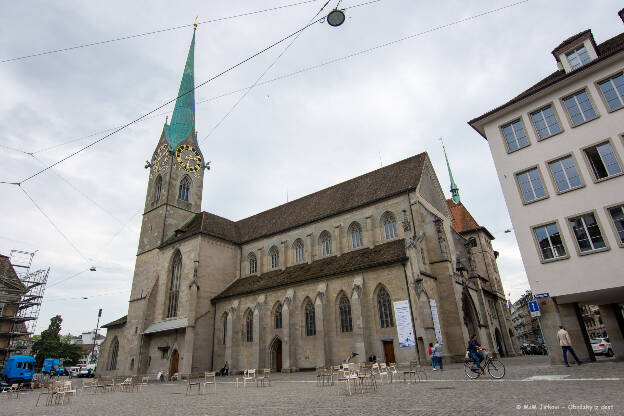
xmin=378 ymin=363 xmax=390 ymax=384
xmin=94 ymin=377 xmax=107 ymax=393
xmin=387 ymin=363 xmax=399 ymax=383
xmin=119 ymin=377 xmax=135 ymax=392
xmin=52 ymin=382 xmax=68 ymax=405
xmin=203 ymin=372 xmax=216 ymax=394
xmin=35 ymin=382 xmax=54 ymax=406
xmin=256 ymin=369 xmax=271 ymax=387
xmin=186 ymin=373 xmax=202 ymax=395
xmin=81 ymin=379 xmax=96 ymax=394
xmin=336 ymin=367 xmax=358 ymax=396
xmin=242 ymin=369 xmax=256 ymax=387
xmin=63 ymin=381 xmax=77 ymax=398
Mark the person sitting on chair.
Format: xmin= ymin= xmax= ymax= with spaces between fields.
xmin=368 ymin=352 xmax=376 ymax=362
xmin=467 ymin=334 xmax=487 ymax=374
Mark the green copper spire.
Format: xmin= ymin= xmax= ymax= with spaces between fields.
xmin=163 ymin=28 xmax=196 ymax=150
xmin=441 ymin=138 xmax=460 ymax=204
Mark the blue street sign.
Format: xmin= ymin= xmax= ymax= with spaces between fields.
xmin=534 ymin=293 xmax=550 ymax=299
xmin=528 ymin=301 xmax=540 ymax=313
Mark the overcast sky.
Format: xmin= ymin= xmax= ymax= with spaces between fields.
xmin=1 ymin=0 xmax=622 ymax=336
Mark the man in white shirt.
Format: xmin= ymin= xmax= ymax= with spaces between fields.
xmin=557 ymin=325 xmax=582 ymax=367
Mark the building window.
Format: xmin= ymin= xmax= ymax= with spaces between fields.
xmin=598 ymin=73 xmax=624 ymax=111
xmin=533 ymin=223 xmax=567 ymax=261
xmin=348 ymin=222 xmax=364 ymax=249
xmin=269 ymin=246 xmax=279 ymax=269
xmin=274 ymin=303 xmax=283 ymax=329
xmin=607 ymin=205 xmax=624 ymax=244
xmin=108 ymin=337 xmax=119 ymax=371
xmin=248 ymin=253 xmax=257 ymax=274
xmin=548 ymin=156 xmax=582 ymax=193
xmin=222 ymin=315 xmax=227 ymax=345
xmin=501 ymin=119 xmax=529 ymax=152
xmin=530 ymin=105 xmax=561 ymax=139
xmin=148 ymin=356 xmax=151 ymax=367
xmin=305 ymin=300 xmax=316 ymax=336
xmin=153 ymin=175 xmax=162 ymax=202
xmin=382 ymin=212 xmax=398 ymax=239
xmin=167 ymin=251 xmax=182 ymax=318
xmin=516 ymin=168 xmax=547 ymax=203
xmin=565 ymin=45 xmax=591 ymax=70
xmin=293 ymin=239 xmax=305 ymax=263
xmin=319 ymin=231 xmax=332 ymax=256
xmin=245 ymin=311 xmax=253 ymax=343
xmin=178 ymin=175 xmax=191 ymax=201
xmin=563 ymin=90 xmax=597 ymax=126
xmin=583 ymin=141 xmax=622 ymax=180
xmin=377 ymin=287 xmax=394 ymax=328
xmin=339 ymin=295 xmax=353 ymax=333
xmin=130 ymin=358 xmax=134 ymax=371
xmin=568 ymin=212 xmax=606 ymax=253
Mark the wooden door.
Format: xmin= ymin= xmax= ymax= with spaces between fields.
xmin=383 ymin=341 xmax=395 ymax=364
xmin=276 ymin=340 xmax=282 ymax=372
xmin=169 ymin=350 xmax=179 ymax=376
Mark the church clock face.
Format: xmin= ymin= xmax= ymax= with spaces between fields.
xmin=150 ymin=143 xmax=170 ymax=177
xmin=176 ymin=144 xmax=203 ymax=174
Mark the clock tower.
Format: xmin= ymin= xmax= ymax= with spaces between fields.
xmin=139 ymin=27 xmax=206 ymax=254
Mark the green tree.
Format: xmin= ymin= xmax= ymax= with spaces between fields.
xmin=31 ymin=315 xmax=82 ymax=369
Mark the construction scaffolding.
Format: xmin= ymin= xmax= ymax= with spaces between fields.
xmin=0 ymin=250 xmax=49 ymax=367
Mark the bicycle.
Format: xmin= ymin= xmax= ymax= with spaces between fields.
xmin=464 ymin=351 xmax=505 ymax=379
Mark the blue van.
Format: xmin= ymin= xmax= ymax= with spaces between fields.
xmin=1 ymin=355 xmax=35 ymax=383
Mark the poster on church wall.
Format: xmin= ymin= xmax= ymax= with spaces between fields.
xmin=393 ymin=300 xmax=416 ymax=348
xmin=429 ymin=299 xmax=444 ymax=344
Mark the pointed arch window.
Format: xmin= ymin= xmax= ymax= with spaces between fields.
xmin=293 ymin=239 xmax=305 ymax=263
xmin=108 ymin=337 xmax=119 ymax=371
xmin=248 ymin=252 xmax=257 ymax=275
xmin=382 ymin=212 xmax=399 ymax=240
xmin=245 ymin=310 xmax=254 ymax=343
xmin=377 ymin=287 xmax=394 ymax=328
xmin=319 ymin=231 xmax=332 ymax=256
xmin=348 ymin=222 xmax=364 ymax=249
xmin=274 ymin=303 xmax=283 ymax=329
xmin=339 ymin=295 xmax=353 ymax=333
xmin=305 ymin=300 xmax=316 ymax=336
xmin=269 ymin=246 xmax=279 ymax=269
xmin=178 ymin=175 xmax=191 ymax=201
xmin=167 ymin=251 xmax=182 ymax=318
xmin=153 ymin=175 xmax=162 ymax=203
xmin=222 ymin=314 xmax=228 ymax=345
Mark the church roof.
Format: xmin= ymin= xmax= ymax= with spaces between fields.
xmin=101 ymin=315 xmax=127 ymax=328
xmin=212 ymin=238 xmax=407 ymax=301
xmin=165 ymin=153 xmax=428 ymax=246
xmin=0 ymin=254 xmax=25 ymax=292
xmin=446 ymin=199 xmax=494 ymax=240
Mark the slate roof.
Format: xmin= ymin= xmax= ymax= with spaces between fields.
xmin=101 ymin=315 xmax=127 ymax=328
xmin=0 ymin=254 xmax=25 ymax=292
xmin=143 ymin=317 xmax=188 ymax=335
xmin=164 ymin=153 xmax=428 ymax=246
xmin=212 ymin=238 xmax=408 ymax=302
xmin=446 ymin=199 xmax=494 ymax=240
xmin=469 ymin=30 xmax=624 ymax=136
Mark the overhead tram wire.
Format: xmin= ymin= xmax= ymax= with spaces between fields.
xmin=0 ymin=0 xmax=319 ymax=64
xmin=16 ymin=13 xmax=332 ymax=186
xmin=200 ymin=0 xmax=334 ymax=144
xmin=19 ymin=186 xmax=89 ymax=262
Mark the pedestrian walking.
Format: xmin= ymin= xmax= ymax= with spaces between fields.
xmin=433 ymin=341 xmax=444 ymax=371
xmin=428 ymin=343 xmax=434 ymax=369
xmin=557 ymin=325 xmax=582 ymax=367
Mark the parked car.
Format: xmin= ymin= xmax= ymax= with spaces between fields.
xmin=78 ymin=366 xmax=95 ymax=378
xmin=69 ymin=366 xmax=80 ymax=377
xmin=591 ymin=338 xmax=614 ymax=357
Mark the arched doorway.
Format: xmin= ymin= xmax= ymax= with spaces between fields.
xmin=269 ymin=337 xmax=282 ymax=372
xmin=462 ymin=290 xmax=479 ymax=338
xmin=495 ymin=328 xmax=505 ymax=357
xmin=169 ymin=350 xmax=179 ymax=377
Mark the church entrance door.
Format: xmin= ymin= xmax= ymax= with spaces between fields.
xmin=269 ymin=337 xmax=282 ymax=372
xmin=382 ymin=340 xmax=395 ymax=364
xmin=169 ymin=350 xmax=179 ymax=377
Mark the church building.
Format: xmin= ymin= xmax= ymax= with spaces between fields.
xmin=98 ymin=29 xmax=517 ymax=377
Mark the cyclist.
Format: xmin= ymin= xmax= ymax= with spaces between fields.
xmin=467 ymin=334 xmax=488 ymax=374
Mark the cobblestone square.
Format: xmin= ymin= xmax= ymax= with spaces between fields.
xmin=2 ymin=357 xmax=623 ymax=416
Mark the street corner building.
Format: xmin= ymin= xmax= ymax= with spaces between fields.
xmin=469 ymin=10 xmax=624 ymax=364
xmin=97 ymin=29 xmax=517 ymax=378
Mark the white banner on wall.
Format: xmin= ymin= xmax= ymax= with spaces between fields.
xmin=393 ymin=300 xmax=416 ymax=348
xmin=429 ymin=299 xmax=443 ymax=344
